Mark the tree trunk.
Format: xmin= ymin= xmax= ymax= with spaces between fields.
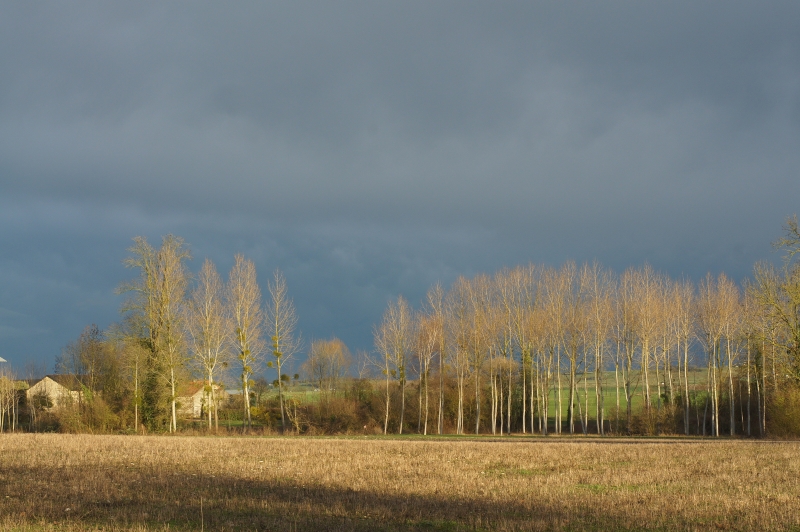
xmin=614 ymin=357 xmax=620 ymax=435
xmin=568 ymin=351 xmax=576 ymax=435
xmin=438 ymin=349 xmax=444 ymax=435
xmin=278 ymin=361 xmax=286 ymax=433
xmin=712 ymin=343 xmax=719 ymax=437
xmin=399 ymin=377 xmax=406 ymax=435
xmin=474 ymin=366 xmax=481 ymax=435
xmin=457 ymin=370 xmax=464 ymax=435
xmin=683 ymin=337 xmax=690 ymax=436
xmin=727 ymin=336 xmax=735 ymax=437
xmin=746 ymin=336 xmax=751 ymax=437
xmin=207 ymin=374 xmax=213 ymax=430
xmin=383 ymin=370 xmax=391 ymax=435
xmin=507 ymin=363 xmax=512 ymax=435
xmin=418 ymin=374 xmax=423 ymax=434
xmin=243 ymin=376 xmax=251 ymax=431
xmin=625 ymin=351 xmax=633 ymax=435
xmin=642 ymin=337 xmax=651 ymax=411
xmin=490 ymin=365 xmax=497 ymax=435
xmin=170 ymin=369 xmax=177 ymax=434
xmin=134 ymin=359 xmax=140 ymax=433
xmin=556 ymin=348 xmax=562 ymax=435
xmin=424 ymin=368 xmax=429 ymax=435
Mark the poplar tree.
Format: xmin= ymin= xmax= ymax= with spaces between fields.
xmin=227 ymin=254 xmax=263 ymax=431
xmin=374 ymin=296 xmax=413 ymax=434
xmin=266 ymin=269 xmax=301 ymax=432
xmin=121 ymin=235 xmax=190 ymax=433
xmin=186 ymin=259 xmax=229 ymax=431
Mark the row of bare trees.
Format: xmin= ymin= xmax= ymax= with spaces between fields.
xmin=118 ymin=235 xmax=301 ymax=432
xmin=373 ymin=218 xmax=800 ymax=436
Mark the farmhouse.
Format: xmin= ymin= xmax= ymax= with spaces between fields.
xmin=177 ymin=381 xmax=227 ymax=418
xmin=25 ymin=375 xmax=82 ymax=409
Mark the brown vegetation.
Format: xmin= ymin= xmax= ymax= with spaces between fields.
xmin=1 ymin=434 xmax=799 ymax=531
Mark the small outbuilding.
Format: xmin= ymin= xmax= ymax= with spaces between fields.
xmin=177 ymin=381 xmax=227 ymax=418
xmin=25 ymin=375 xmax=82 ymax=409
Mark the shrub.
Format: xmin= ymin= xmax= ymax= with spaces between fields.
xmin=767 ymin=385 xmax=800 ymax=437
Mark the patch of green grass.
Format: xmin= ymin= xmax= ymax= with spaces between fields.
xmin=482 ymin=462 xmax=539 ymax=477
xmin=577 ymin=483 xmax=608 ymax=494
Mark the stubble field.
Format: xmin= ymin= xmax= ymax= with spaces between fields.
xmin=1 ymin=434 xmax=798 ymax=531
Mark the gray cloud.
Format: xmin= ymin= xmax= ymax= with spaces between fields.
xmin=1 ymin=1 xmax=798 ymax=370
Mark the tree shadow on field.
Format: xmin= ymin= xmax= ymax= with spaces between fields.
xmin=0 ymin=463 xmax=644 ymax=531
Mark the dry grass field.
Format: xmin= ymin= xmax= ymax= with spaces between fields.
xmin=1 ymin=434 xmax=799 ymax=531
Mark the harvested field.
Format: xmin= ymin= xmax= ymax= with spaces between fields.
xmin=1 ymin=434 xmax=798 ymax=531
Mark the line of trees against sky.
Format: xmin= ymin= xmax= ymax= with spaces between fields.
xmin=372 ymin=265 xmax=777 ymax=437
xmin=367 ymin=215 xmax=800 ymax=437
xmin=38 ymin=236 xmax=303 ymax=434
xmin=117 ymin=236 xmax=303 ymax=433
xmin=2 ymin=217 xmax=798 ymax=436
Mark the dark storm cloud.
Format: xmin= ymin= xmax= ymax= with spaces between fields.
xmin=1 ymin=1 xmax=798 ymax=370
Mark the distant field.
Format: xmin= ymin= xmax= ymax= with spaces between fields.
xmin=541 ymin=369 xmax=711 ymax=421
xmin=232 ymin=370 xmax=732 ymax=434
xmin=1 ymin=434 xmax=798 ymax=531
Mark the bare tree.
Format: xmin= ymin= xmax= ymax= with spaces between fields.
xmin=0 ymin=366 xmax=18 ymax=433
xmin=414 ymin=311 xmax=438 ymax=434
xmin=186 ymin=259 xmax=229 ymax=431
xmin=120 ymin=237 xmax=161 ymax=429
xmin=125 ymin=337 xmax=149 ymax=433
xmin=632 ymin=264 xmax=661 ymax=415
xmin=741 ymin=285 xmax=760 ymax=437
xmin=698 ymin=273 xmax=725 ymax=437
xmin=423 ymin=283 xmax=446 ymax=435
xmin=581 ymin=261 xmax=613 ymax=435
xmin=374 ymin=296 xmax=413 ymax=434
xmin=104 ymin=321 xmax=148 ymax=433
xmin=509 ymin=265 xmax=537 ymax=434
xmin=718 ymin=274 xmax=742 ymax=436
xmin=494 ymin=268 xmax=519 ymax=436
xmin=446 ymin=279 xmax=472 ymax=435
xmin=56 ymin=324 xmax=106 ymax=394
xmin=303 ymin=338 xmax=351 ymax=395
xmin=616 ymin=267 xmax=640 ymax=434
xmin=549 ymin=262 xmax=582 ymax=435
xmin=157 ymin=237 xmax=191 ymax=433
xmin=121 ymin=235 xmax=191 ymax=433
xmin=754 ymin=216 xmax=800 ymax=384
xmin=466 ymin=274 xmax=492 ymax=435
xmin=672 ymin=279 xmax=695 ymax=435
xmin=540 ymin=266 xmax=564 ymax=434
xmin=227 ymin=254 xmax=263 ymax=431
xmin=266 ymin=269 xmax=302 ymax=433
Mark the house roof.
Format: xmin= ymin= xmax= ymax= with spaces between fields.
xmin=28 ymin=375 xmax=85 ymax=391
xmin=180 ymin=381 xmax=206 ymax=396
xmin=178 ymin=380 xmax=224 ymax=397
xmin=0 ymin=356 xmax=6 ymax=363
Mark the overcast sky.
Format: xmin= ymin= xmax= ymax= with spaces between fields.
xmin=1 ymin=1 xmax=798 ymax=375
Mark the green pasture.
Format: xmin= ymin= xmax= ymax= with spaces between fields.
xmin=539 ymin=368 xmax=711 ymax=421
xmin=211 ymin=369 xmax=717 ymax=432
xmin=277 ymin=370 xmax=713 ymax=421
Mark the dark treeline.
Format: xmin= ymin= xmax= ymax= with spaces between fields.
xmin=2 ymin=218 xmax=799 ymax=437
